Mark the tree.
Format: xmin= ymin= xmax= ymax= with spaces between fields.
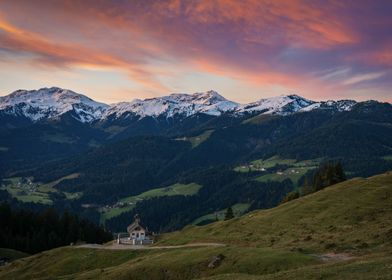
xmin=335 ymin=162 xmax=346 ymax=182
xmin=224 ymin=207 xmax=234 ymax=220
xmin=280 ymin=191 xmax=300 ymax=204
xmin=301 ymin=161 xmax=347 ymax=196
xmin=301 ymin=176 xmax=313 ymax=196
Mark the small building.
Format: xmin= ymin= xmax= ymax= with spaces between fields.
xmin=127 ymin=214 xmax=148 ymax=241
xmin=118 ymin=214 xmax=153 ymax=245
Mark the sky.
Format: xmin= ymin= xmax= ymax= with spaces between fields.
xmin=0 ymin=0 xmax=391 ymax=104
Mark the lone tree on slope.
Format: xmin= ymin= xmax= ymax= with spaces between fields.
xmin=224 ymin=207 xmax=234 ymax=220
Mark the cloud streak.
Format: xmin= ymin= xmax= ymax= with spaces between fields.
xmin=343 ymin=72 xmax=385 ymax=86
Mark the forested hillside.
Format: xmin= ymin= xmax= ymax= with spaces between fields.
xmin=1 ymin=100 xmax=391 ymax=232
xmin=0 ymin=204 xmax=112 ymax=254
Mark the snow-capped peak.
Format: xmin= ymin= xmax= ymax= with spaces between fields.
xmin=0 ymin=87 xmax=359 ymax=123
xmin=103 ymin=90 xmax=240 ymax=119
xmin=0 ymin=87 xmax=108 ymax=122
xmin=299 ymin=99 xmax=357 ymax=112
xmin=239 ymin=94 xmax=314 ymax=115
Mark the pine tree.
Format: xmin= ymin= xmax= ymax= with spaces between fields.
xmin=335 ymin=162 xmax=346 ymax=182
xmin=301 ymin=161 xmax=347 ymax=197
xmin=224 ymin=207 xmax=234 ymax=220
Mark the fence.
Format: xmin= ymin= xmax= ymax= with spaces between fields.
xmin=116 ymin=232 xmax=154 ymax=245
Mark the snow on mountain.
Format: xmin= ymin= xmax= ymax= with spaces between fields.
xmin=104 ymin=92 xmax=320 ymax=119
xmin=0 ymin=87 xmax=109 ymax=123
xmin=239 ymin=94 xmax=314 ymax=115
xmin=299 ymin=100 xmax=357 ymax=112
xmin=0 ymin=87 xmax=358 ymax=123
xmin=103 ymin=90 xmax=240 ymax=119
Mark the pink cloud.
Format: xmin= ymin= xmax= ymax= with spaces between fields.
xmin=0 ymin=0 xmax=390 ymax=102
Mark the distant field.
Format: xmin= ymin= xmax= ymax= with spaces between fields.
xmin=251 ymin=156 xmax=296 ymax=168
xmin=192 ymin=203 xmax=251 ymax=225
xmin=177 ymin=130 xmax=214 ymax=148
xmin=63 ymin=192 xmax=83 ymax=200
xmin=234 ymin=157 xmax=319 ymax=187
xmin=235 ymin=156 xmax=319 ymax=173
xmin=101 ymin=206 xmax=132 ymax=222
xmin=1 ymin=177 xmax=53 ymax=205
xmin=254 ymin=167 xmax=311 ymax=187
xmin=101 ymin=183 xmax=202 ymax=222
xmin=0 ymin=174 xmax=82 ymax=205
xmin=37 ymin=173 xmax=80 ymax=193
xmin=121 ymin=183 xmax=202 ymax=203
xmin=383 ymin=155 xmax=392 ymax=161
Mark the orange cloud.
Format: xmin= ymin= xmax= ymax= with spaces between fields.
xmin=192 ymin=57 xmax=298 ymax=87
xmin=147 ymin=0 xmax=358 ymax=49
xmin=0 ymin=16 xmax=168 ymax=93
xmin=375 ymin=50 xmax=392 ymax=65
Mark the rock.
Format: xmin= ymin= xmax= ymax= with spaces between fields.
xmin=208 ymin=254 xmax=225 ymax=268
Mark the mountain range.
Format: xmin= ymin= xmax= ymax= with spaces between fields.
xmin=0 ymin=87 xmax=357 ymax=123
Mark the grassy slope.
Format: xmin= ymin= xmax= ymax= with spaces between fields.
xmin=120 ymin=183 xmax=202 ymax=203
xmin=1 ymin=172 xmax=391 ymax=280
xmin=176 ymin=130 xmax=214 ymax=148
xmin=101 ymin=183 xmax=202 ymax=221
xmin=199 ymin=251 xmax=392 ymax=280
xmin=0 ymin=246 xmax=317 ymax=280
xmin=192 ymin=203 xmax=251 ymax=225
xmin=36 ymin=173 xmax=80 ymax=193
xmin=160 ymin=172 xmax=392 ymax=252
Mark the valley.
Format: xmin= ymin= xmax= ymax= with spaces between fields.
xmin=1 ymin=172 xmax=391 ymax=279
xmin=1 ymin=92 xmax=391 ymax=233
xmin=0 ymin=154 xmax=321 ymax=228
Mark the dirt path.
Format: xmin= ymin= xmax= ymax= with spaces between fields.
xmin=77 ymin=242 xmax=226 ymax=250
xmin=316 ymin=252 xmax=355 ymax=262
